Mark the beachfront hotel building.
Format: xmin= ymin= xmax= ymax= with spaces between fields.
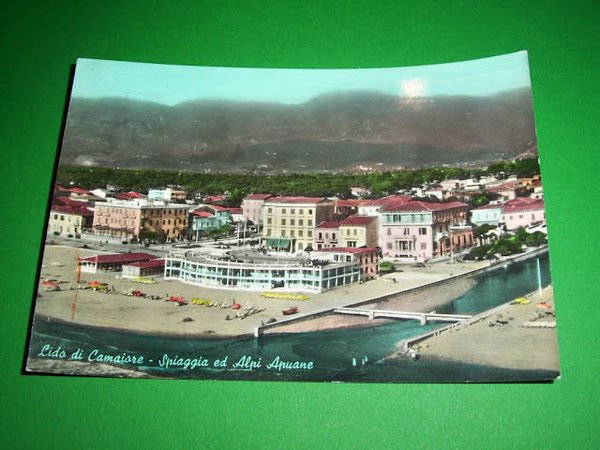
xmin=262 ymin=196 xmax=335 ymax=252
xmin=338 ymin=215 xmax=378 ymax=248
xmin=380 ymin=200 xmax=473 ymax=261
xmin=92 ymin=198 xmax=192 ymax=241
xmin=242 ymin=194 xmax=272 ymax=227
xmin=501 ymin=198 xmax=545 ymax=231
xmin=164 ymin=252 xmax=361 ymax=293
xmin=48 ymin=204 xmax=94 ymax=237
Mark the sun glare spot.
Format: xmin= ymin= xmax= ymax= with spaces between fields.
xmin=400 ymin=79 xmax=426 ymax=98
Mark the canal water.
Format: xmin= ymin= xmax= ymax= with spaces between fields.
xmin=27 ymin=253 xmax=557 ymax=382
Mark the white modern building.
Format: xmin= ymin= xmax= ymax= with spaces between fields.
xmin=164 ymin=252 xmax=361 ymax=293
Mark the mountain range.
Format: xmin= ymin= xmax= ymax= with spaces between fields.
xmin=59 ymin=88 xmax=538 ymax=172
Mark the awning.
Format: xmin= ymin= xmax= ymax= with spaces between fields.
xmin=266 ymin=238 xmax=292 ymax=249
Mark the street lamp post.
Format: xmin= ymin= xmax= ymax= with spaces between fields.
xmin=449 ymin=228 xmax=454 ymax=263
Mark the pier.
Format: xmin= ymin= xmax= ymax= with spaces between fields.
xmin=333 ymin=307 xmax=472 ymax=325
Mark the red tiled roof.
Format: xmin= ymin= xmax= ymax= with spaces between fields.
xmin=335 ymin=199 xmax=371 ymax=207
xmin=78 ymin=253 xmax=157 ymax=264
xmin=383 ymin=200 xmax=467 ymax=212
xmin=265 ymin=196 xmax=329 ymax=204
xmin=68 ymin=187 xmax=93 ymax=195
xmin=245 ymin=194 xmax=272 ymax=200
xmin=203 ymin=195 xmax=225 ymax=202
xmin=124 ymin=259 xmax=165 ymax=269
xmin=192 ymin=211 xmax=214 ymax=218
xmin=487 ymin=182 xmax=520 ymax=193
xmin=362 ymin=195 xmax=411 ymax=207
xmin=502 ymin=198 xmax=544 ymax=213
xmin=53 ymin=197 xmax=89 ymax=208
xmin=51 ymin=205 xmax=93 ymax=216
xmin=114 ymin=191 xmax=143 ymax=200
xmin=223 ymin=207 xmax=242 ymax=214
xmin=340 ymin=215 xmax=377 ymax=226
xmin=316 ymin=247 xmax=379 ymax=254
xmin=316 ymin=221 xmax=341 ymax=229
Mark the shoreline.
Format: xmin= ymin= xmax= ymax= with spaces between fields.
xmin=30 ymin=244 xmax=549 ymax=340
xmin=388 ymin=286 xmax=559 ymax=373
xmin=31 ymin=313 xmax=254 ymax=340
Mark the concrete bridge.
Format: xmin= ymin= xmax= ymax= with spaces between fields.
xmin=253 ymin=307 xmax=473 ymax=338
xmin=332 ymin=307 xmax=472 ymax=325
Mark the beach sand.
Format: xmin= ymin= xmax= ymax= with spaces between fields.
xmin=401 ymin=286 xmax=560 ymax=372
xmin=32 ymin=244 xmax=490 ymax=338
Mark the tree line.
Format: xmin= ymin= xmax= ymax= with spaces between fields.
xmin=56 ymin=158 xmax=540 ymax=201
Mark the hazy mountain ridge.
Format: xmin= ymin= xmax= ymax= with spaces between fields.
xmin=60 ymin=88 xmax=537 ymax=172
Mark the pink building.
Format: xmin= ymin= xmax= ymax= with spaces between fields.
xmin=379 ymin=200 xmax=472 ymax=261
xmin=242 ymin=194 xmax=272 ymax=226
xmin=314 ymin=221 xmax=341 ymax=249
xmin=312 ymin=247 xmax=380 ymax=281
xmin=93 ymin=199 xmax=190 ymax=240
xmin=501 ymin=198 xmax=545 ymax=230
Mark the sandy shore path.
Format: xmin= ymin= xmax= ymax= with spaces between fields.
xmin=31 ymin=244 xmax=494 ymax=338
xmin=397 ymin=286 xmax=560 ymax=372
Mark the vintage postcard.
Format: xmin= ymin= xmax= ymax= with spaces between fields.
xmin=25 ymin=52 xmax=559 ymax=382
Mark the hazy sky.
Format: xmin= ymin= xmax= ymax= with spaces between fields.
xmin=72 ymin=51 xmax=531 ymax=106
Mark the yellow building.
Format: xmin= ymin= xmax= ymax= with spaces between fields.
xmin=338 ymin=216 xmax=378 ymax=248
xmin=262 ymin=196 xmax=335 ymax=252
xmin=48 ymin=205 xmax=93 ymax=237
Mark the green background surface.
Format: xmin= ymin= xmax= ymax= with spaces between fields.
xmin=1 ymin=1 xmax=599 ymax=448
